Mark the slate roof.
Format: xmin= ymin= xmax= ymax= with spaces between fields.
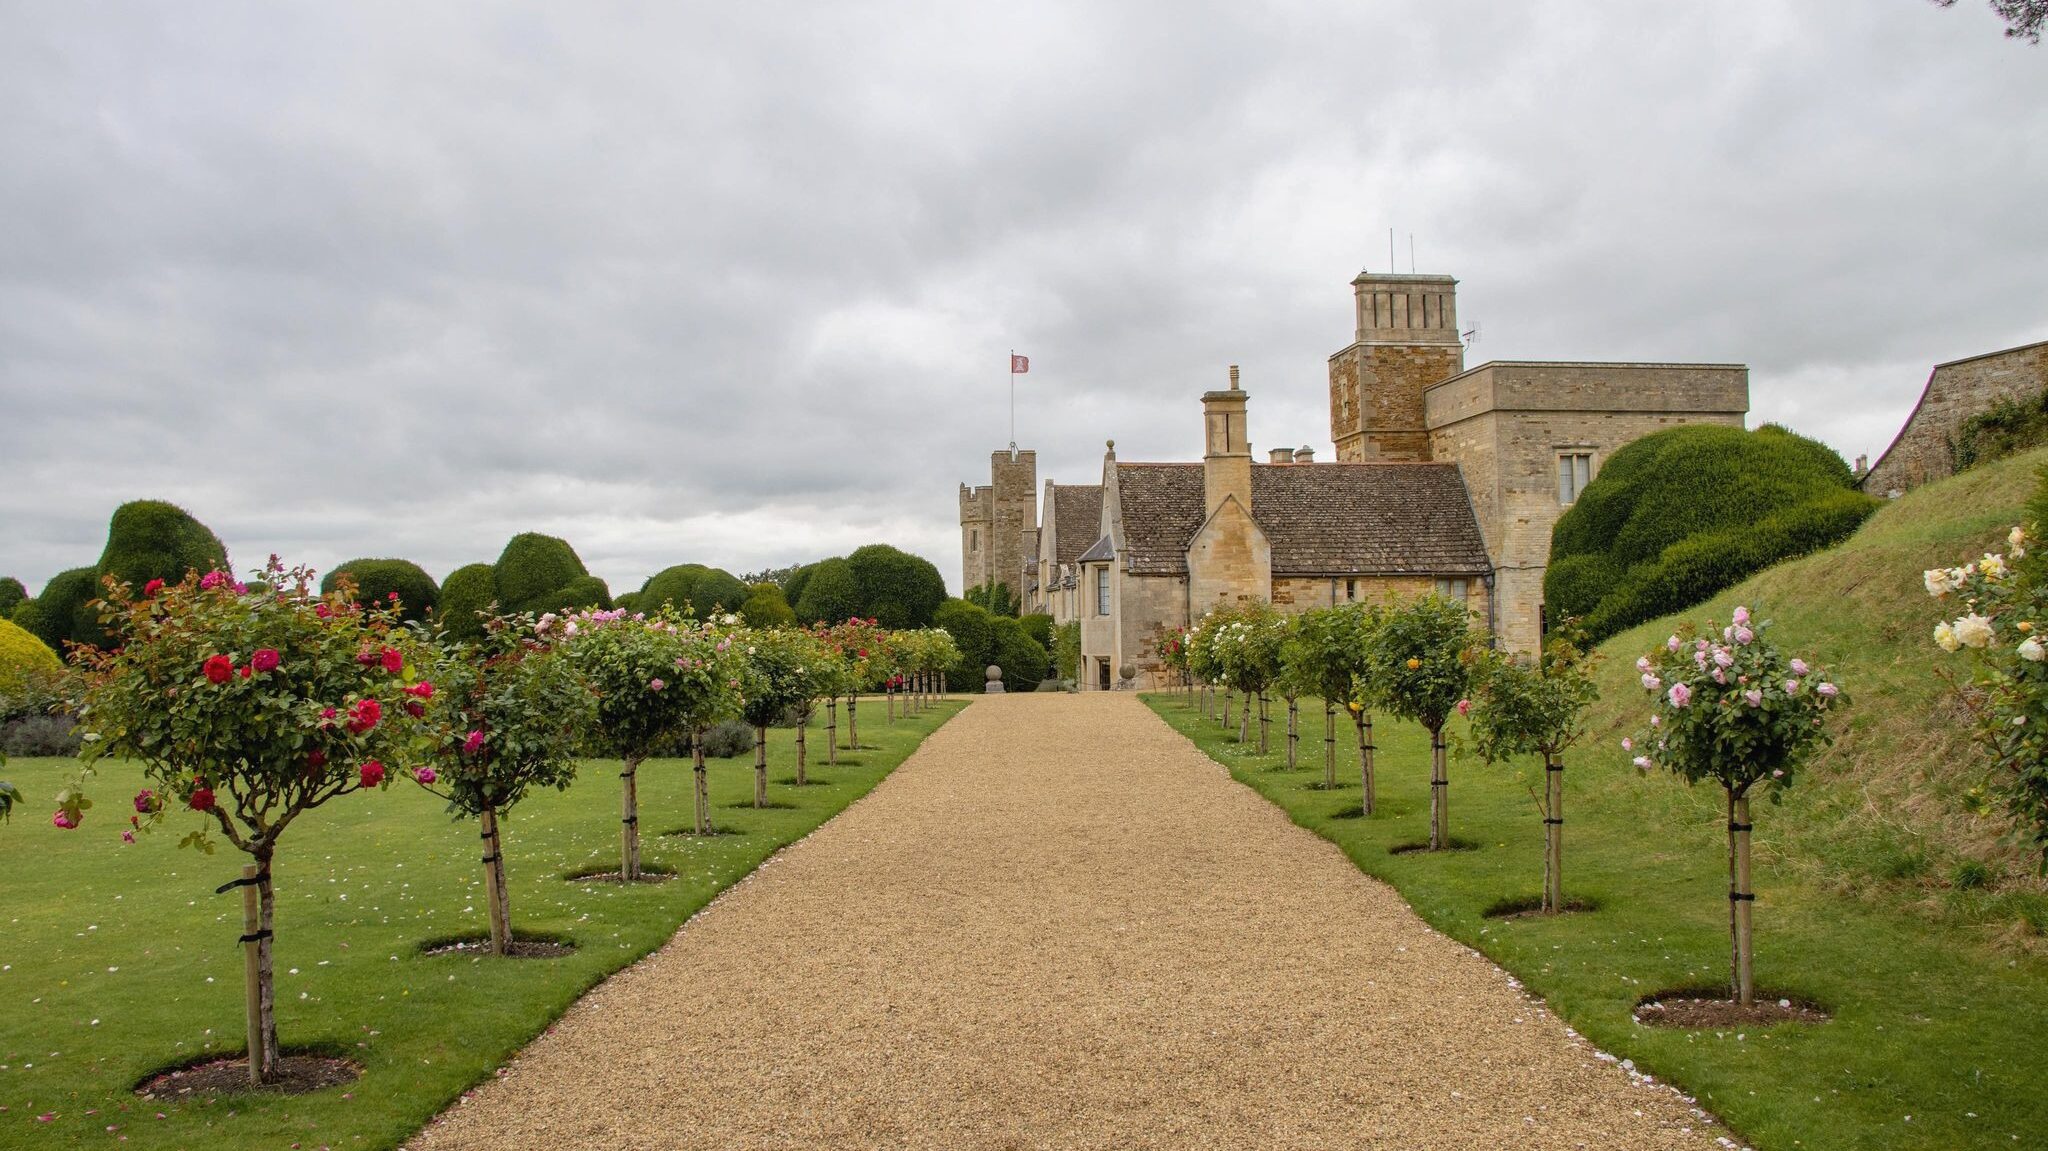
xmin=1076 ymin=534 xmax=1117 ymax=563
xmin=1050 ymin=484 xmax=1104 ymax=564
xmin=1113 ymin=462 xmax=1491 ymax=577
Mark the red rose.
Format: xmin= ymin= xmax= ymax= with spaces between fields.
xmin=143 ymin=578 xmax=165 ymax=596
xmin=251 ymin=648 xmax=281 ymax=673
xmin=346 ymin=697 xmax=382 ymax=734
xmin=404 ymin=701 xmax=425 ymax=717
xmin=238 ymin=665 xmax=253 ymax=679
xmin=388 ymin=591 xmax=400 ymax=602
xmin=133 ymin=789 xmax=154 ymax=813
xmin=188 ymin=787 xmax=215 ymax=812
xmin=403 ymin=681 xmax=434 ymax=699
xmin=308 ymin=750 xmax=327 ymax=768
xmin=316 ymin=603 xmax=332 ymax=619
xmin=203 ymin=655 xmax=234 ymax=684
xmin=380 ymin=647 xmax=404 ymax=675
xmin=356 ymin=647 xmax=378 ymax=666
xmin=359 ymin=761 xmax=386 ymax=788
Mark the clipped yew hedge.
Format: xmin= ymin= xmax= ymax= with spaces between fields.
xmin=321 ymin=558 xmax=440 ymax=623
xmin=1546 ymin=424 xmax=1878 ymax=642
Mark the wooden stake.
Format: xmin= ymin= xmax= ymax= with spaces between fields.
xmin=1730 ymin=790 xmax=1755 ymax=1006
xmin=754 ymin=725 xmax=769 ymax=807
xmin=693 ymin=728 xmax=711 ymax=835
xmin=848 ymin=695 xmax=860 ymax=750
xmin=1285 ymin=697 xmax=1298 ymax=770
xmin=1544 ymin=755 xmax=1564 ymax=913
xmin=481 ymin=806 xmax=510 ymax=954
xmin=1429 ymin=726 xmax=1448 ymax=850
xmin=827 ymin=698 xmax=838 ymax=766
xmin=239 ymin=862 xmax=266 ymax=1085
xmin=1256 ymin=692 xmax=1269 ymax=753
xmin=1323 ymin=701 xmax=1335 ymax=787
xmin=1355 ymin=711 xmax=1376 ymax=814
xmin=620 ymin=754 xmax=642 ymax=881
xmin=795 ymin=706 xmax=810 ymax=785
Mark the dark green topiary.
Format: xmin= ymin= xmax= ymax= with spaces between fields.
xmin=1546 ymin=424 xmax=1879 ymax=643
xmin=494 ymin=533 xmax=589 ymax=614
xmin=964 ymin=581 xmax=1018 ymax=616
xmin=989 ymin=615 xmax=1050 ymax=690
xmin=321 ymin=558 xmax=440 ymax=624
xmin=0 ymin=578 xmax=24 ymax=617
xmin=782 ymin=563 xmax=816 ymax=610
xmin=614 ymin=591 xmax=643 ymax=613
xmin=532 ymin=574 xmax=612 ymax=613
xmin=96 ymin=500 xmax=229 ymax=590
xmin=793 ymin=557 xmax=861 ymax=625
xmin=638 ymin=564 xmax=747 ymax=617
xmin=1019 ymin=613 xmax=1053 ymax=651
xmin=437 ymin=563 xmax=500 ymax=642
xmin=933 ymin=598 xmax=995 ymax=686
xmin=29 ymin=567 xmax=99 ymax=655
xmin=739 ymin=584 xmax=796 ymax=627
xmin=846 ymin=543 xmax=947 ymax=628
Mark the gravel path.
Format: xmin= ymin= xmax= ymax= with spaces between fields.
xmin=410 ymin=694 xmax=1723 ymax=1150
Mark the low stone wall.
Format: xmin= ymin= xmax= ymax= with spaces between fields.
xmin=1862 ymin=342 xmax=2048 ymax=497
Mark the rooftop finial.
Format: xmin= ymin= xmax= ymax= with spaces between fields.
xmin=1228 ymin=364 xmax=1240 ymax=390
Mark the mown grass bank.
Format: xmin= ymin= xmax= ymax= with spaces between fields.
xmin=0 ymin=698 xmax=962 ymax=1150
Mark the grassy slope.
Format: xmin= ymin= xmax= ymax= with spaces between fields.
xmin=1143 ymin=445 xmax=2048 ymax=1151
xmin=0 ymin=699 xmax=961 ymax=1150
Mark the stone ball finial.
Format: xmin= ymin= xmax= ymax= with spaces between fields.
xmin=983 ymin=663 xmax=1006 ymax=694
xmin=1119 ymin=663 xmax=1136 ymax=681
xmin=985 ymin=664 xmax=1002 ymax=682
xmin=1106 ymin=439 xmax=1115 ymax=452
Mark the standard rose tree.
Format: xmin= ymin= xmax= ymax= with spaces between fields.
xmin=1925 ymin=527 xmax=2048 ymax=865
xmin=555 ymin=609 xmax=739 ymax=877
xmin=1362 ymin=594 xmax=1474 ymax=850
xmin=74 ymin=561 xmax=432 ymax=1085
xmin=1281 ymin=603 xmax=1381 ymax=803
xmin=416 ymin=617 xmax=593 ymax=954
xmin=1464 ymin=626 xmax=1600 ymax=913
xmin=795 ymin=642 xmax=857 ymax=781
xmin=739 ymin=629 xmax=831 ymax=807
xmin=1632 ymin=606 xmax=1844 ymax=1007
xmin=1207 ymin=602 xmax=1285 ymax=751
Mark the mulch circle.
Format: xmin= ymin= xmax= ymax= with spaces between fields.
xmin=421 ymin=937 xmax=577 ymax=959
xmin=135 ymin=1054 xmax=360 ymax=1099
xmin=1388 ymin=838 xmax=1479 ymax=855
xmin=562 ymin=868 xmax=676 ymax=884
xmin=1634 ymin=992 xmax=1830 ymax=1029
xmin=1484 ymin=895 xmax=1600 ymax=919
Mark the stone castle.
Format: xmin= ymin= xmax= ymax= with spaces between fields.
xmin=961 ymin=268 xmax=1750 ymax=688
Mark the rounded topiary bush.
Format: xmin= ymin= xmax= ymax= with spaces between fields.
xmin=793 ymin=557 xmax=861 ymax=626
xmin=1546 ymin=424 xmax=1879 ymax=642
xmin=437 ymin=563 xmax=500 ymax=641
xmin=638 ymin=564 xmax=747 ymax=617
xmin=739 ymin=584 xmax=796 ymax=627
xmin=846 ymin=544 xmax=947 ymax=628
xmin=534 ymin=574 xmax=613 ymax=613
xmin=495 ymin=533 xmax=589 ymax=613
xmin=0 ymin=617 xmax=61 ymax=698
xmin=28 ymin=566 xmax=99 ymax=654
xmin=934 ymin=598 xmax=995 ymax=684
xmin=0 ymin=577 xmax=25 ymax=617
xmin=321 ymin=558 xmax=440 ymax=624
xmin=989 ymin=615 xmax=1049 ymax=691
xmin=96 ymin=500 xmax=228 ymax=590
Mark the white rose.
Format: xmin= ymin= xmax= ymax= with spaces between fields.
xmin=1924 ymin=569 xmax=1955 ymax=598
xmin=2021 ymin=637 xmax=2045 ymax=662
xmin=1954 ymin=614 xmax=1995 ymax=649
xmin=1934 ymin=622 xmax=1960 ymax=652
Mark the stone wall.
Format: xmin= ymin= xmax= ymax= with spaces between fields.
xmin=1330 ymin=342 xmax=1464 ymax=462
xmin=959 ymin=449 xmax=1037 ymax=598
xmin=1861 ymin=342 xmax=2048 ymax=496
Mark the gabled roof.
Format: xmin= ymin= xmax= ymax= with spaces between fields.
xmin=1076 ymin=534 xmax=1117 ymax=564
xmin=1050 ymin=484 xmax=1104 ymax=564
xmin=1114 ymin=462 xmax=1491 ymax=577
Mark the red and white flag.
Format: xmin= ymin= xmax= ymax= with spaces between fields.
xmin=1011 ymin=353 xmax=1029 ymax=374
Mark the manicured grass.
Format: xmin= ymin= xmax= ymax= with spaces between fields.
xmin=1145 ymin=695 xmax=2048 ymax=1151
xmin=0 ymin=697 xmax=961 ymax=1150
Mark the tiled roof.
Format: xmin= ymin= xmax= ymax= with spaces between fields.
xmin=1076 ymin=534 xmax=1116 ymax=563
xmin=1114 ymin=462 xmax=1491 ymax=577
xmin=1050 ymin=484 xmax=1104 ymax=564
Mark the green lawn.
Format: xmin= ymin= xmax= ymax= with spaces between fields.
xmin=0 ymin=697 xmax=961 ymax=1150
xmin=1144 ymin=692 xmax=2048 ymax=1151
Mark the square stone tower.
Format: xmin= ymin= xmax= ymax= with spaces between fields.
xmin=958 ymin=448 xmax=1037 ymax=598
xmin=1330 ymin=271 xmax=1464 ymax=461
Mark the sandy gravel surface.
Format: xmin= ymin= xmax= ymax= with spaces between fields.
xmin=409 ymin=694 xmax=1723 ymax=1150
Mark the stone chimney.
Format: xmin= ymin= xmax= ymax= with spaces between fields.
xmin=1202 ymin=365 xmax=1253 ymax=517
xmin=1268 ymin=447 xmax=1294 ymax=464
xmin=1293 ymin=445 xmax=1315 ymax=463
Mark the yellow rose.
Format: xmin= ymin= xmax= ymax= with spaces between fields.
xmin=2022 ymin=621 xmax=2035 ymax=633
xmin=1406 ymin=657 xmax=1421 ymax=670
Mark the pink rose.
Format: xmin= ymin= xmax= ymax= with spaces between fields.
xmin=1784 ymin=679 xmax=1800 ymax=694
xmin=1666 ymin=635 xmax=1682 ymax=652
xmin=133 ymin=789 xmax=155 ymax=813
xmin=649 ymin=678 xmax=667 ymax=691
xmin=359 ymin=761 xmax=386 ymax=788
xmin=1817 ymin=682 xmax=1839 ymax=698
xmin=1744 ymin=689 xmax=1763 ymax=707
xmin=1641 ymin=673 xmax=1661 ymax=692
xmin=381 ymin=647 xmax=404 ymax=675
xmin=251 ymin=648 xmax=281 ymax=672
xmin=1734 ymin=626 xmax=1755 ymax=645
xmin=413 ymin=767 xmax=437 ymax=785
xmin=121 ymin=830 xmax=136 ymax=844
xmin=1790 ymin=658 xmax=1810 ymax=675
xmin=316 ymin=603 xmax=333 ymax=619
xmin=143 ymin=578 xmax=165 ymax=596
xmin=463 ymin=730 xmax=486 ymax=756
xmin=1732 ymin=606 xmax=1751 ymax=625
xmin=404 ymin=681 xmax=434 ymax=699
xmin=1455 ymin=698 xmax=1471 ymax=717
xmin=200 ymin=570 xmax=227 ymax=590
xmin=1667 ymin=682 xmax=1692 ymax=708
xmin=1620 ymin=737 xmax=1633 ymax=751
xmin=52 ymin=809 xmax=77 ymax=830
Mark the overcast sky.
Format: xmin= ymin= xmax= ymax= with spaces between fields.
xmin=3 ymin=1 xmax=2044 ymax=598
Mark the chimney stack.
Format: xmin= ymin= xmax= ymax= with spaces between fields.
xmin=1294 ymin=445 xmax=1315 ymax=463
xmin=1201 ymin=365 xmax=1253 ymax=516
xmin=1269 ymin=447 xmax=1294 ymax=464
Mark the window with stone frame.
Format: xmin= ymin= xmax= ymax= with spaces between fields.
xmin=1557 ymin=451 xmax=1594 ymax=505
xmin=1435 ymin=577 xmax=1469 ymax=603
xmin=1095 ymin=567 xmax=1110 ymax=616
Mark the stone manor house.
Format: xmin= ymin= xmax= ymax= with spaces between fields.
xmin=960 ymin=269 xmax=1749 ymax=690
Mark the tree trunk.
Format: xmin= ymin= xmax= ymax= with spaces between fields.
xmin=237 ymin=859 xmax=281 ymax=1084
xmin=1323 ymin=701 xmax=1335 ymax=787
xmin=620 ymin=753 xmax=643 ymax=881
xmin=1285 ymin=697 xmax=1298 ymax=770
xmin=1238 ymin=695 xmax=1249 ymax=745
xmin=1428 ymin=725 xmax=1448 ymax=850
xmin=848 ymin=695 xmax=860 ymax=749
xmin=1729 ymin=789 xmax=1755 ymax=1007
xmin=1543 ymin=753 xmax=1564 ymax=914
xmin=753 ymin=724 xmax=769 ymax=808
xmin=1222 ymin=687 xmax=1233 ymax=730
xmin=795 ymin=708 xmax=810 ymax=785
xmin=827 ymin=698 xmax=839 ymax=765
xmin=481 ymin=804 xmax=511 ymax=954
xmin=886 ymin=685 xmax=895 ymax=722
xmin=693 ymin=729 xmax=712 ymax=835
xmin=1355 ymin=711 xmax=1376 ymax=814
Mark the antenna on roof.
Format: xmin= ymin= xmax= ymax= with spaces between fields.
xmin=1388 ymin=228 xmax=1395 ymax=275
xmin=1409 ymin=233 xmax=1416 ymax=273
xmin=1461 ymin=321 xmax=1481 ymax=347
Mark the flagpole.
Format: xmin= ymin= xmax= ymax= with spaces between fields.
xmin=1009 ymin=348 xmax=1016 ymax=450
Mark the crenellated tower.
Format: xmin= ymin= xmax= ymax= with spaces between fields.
xmin=959 ymin=448 xmax=1037 ymax=597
